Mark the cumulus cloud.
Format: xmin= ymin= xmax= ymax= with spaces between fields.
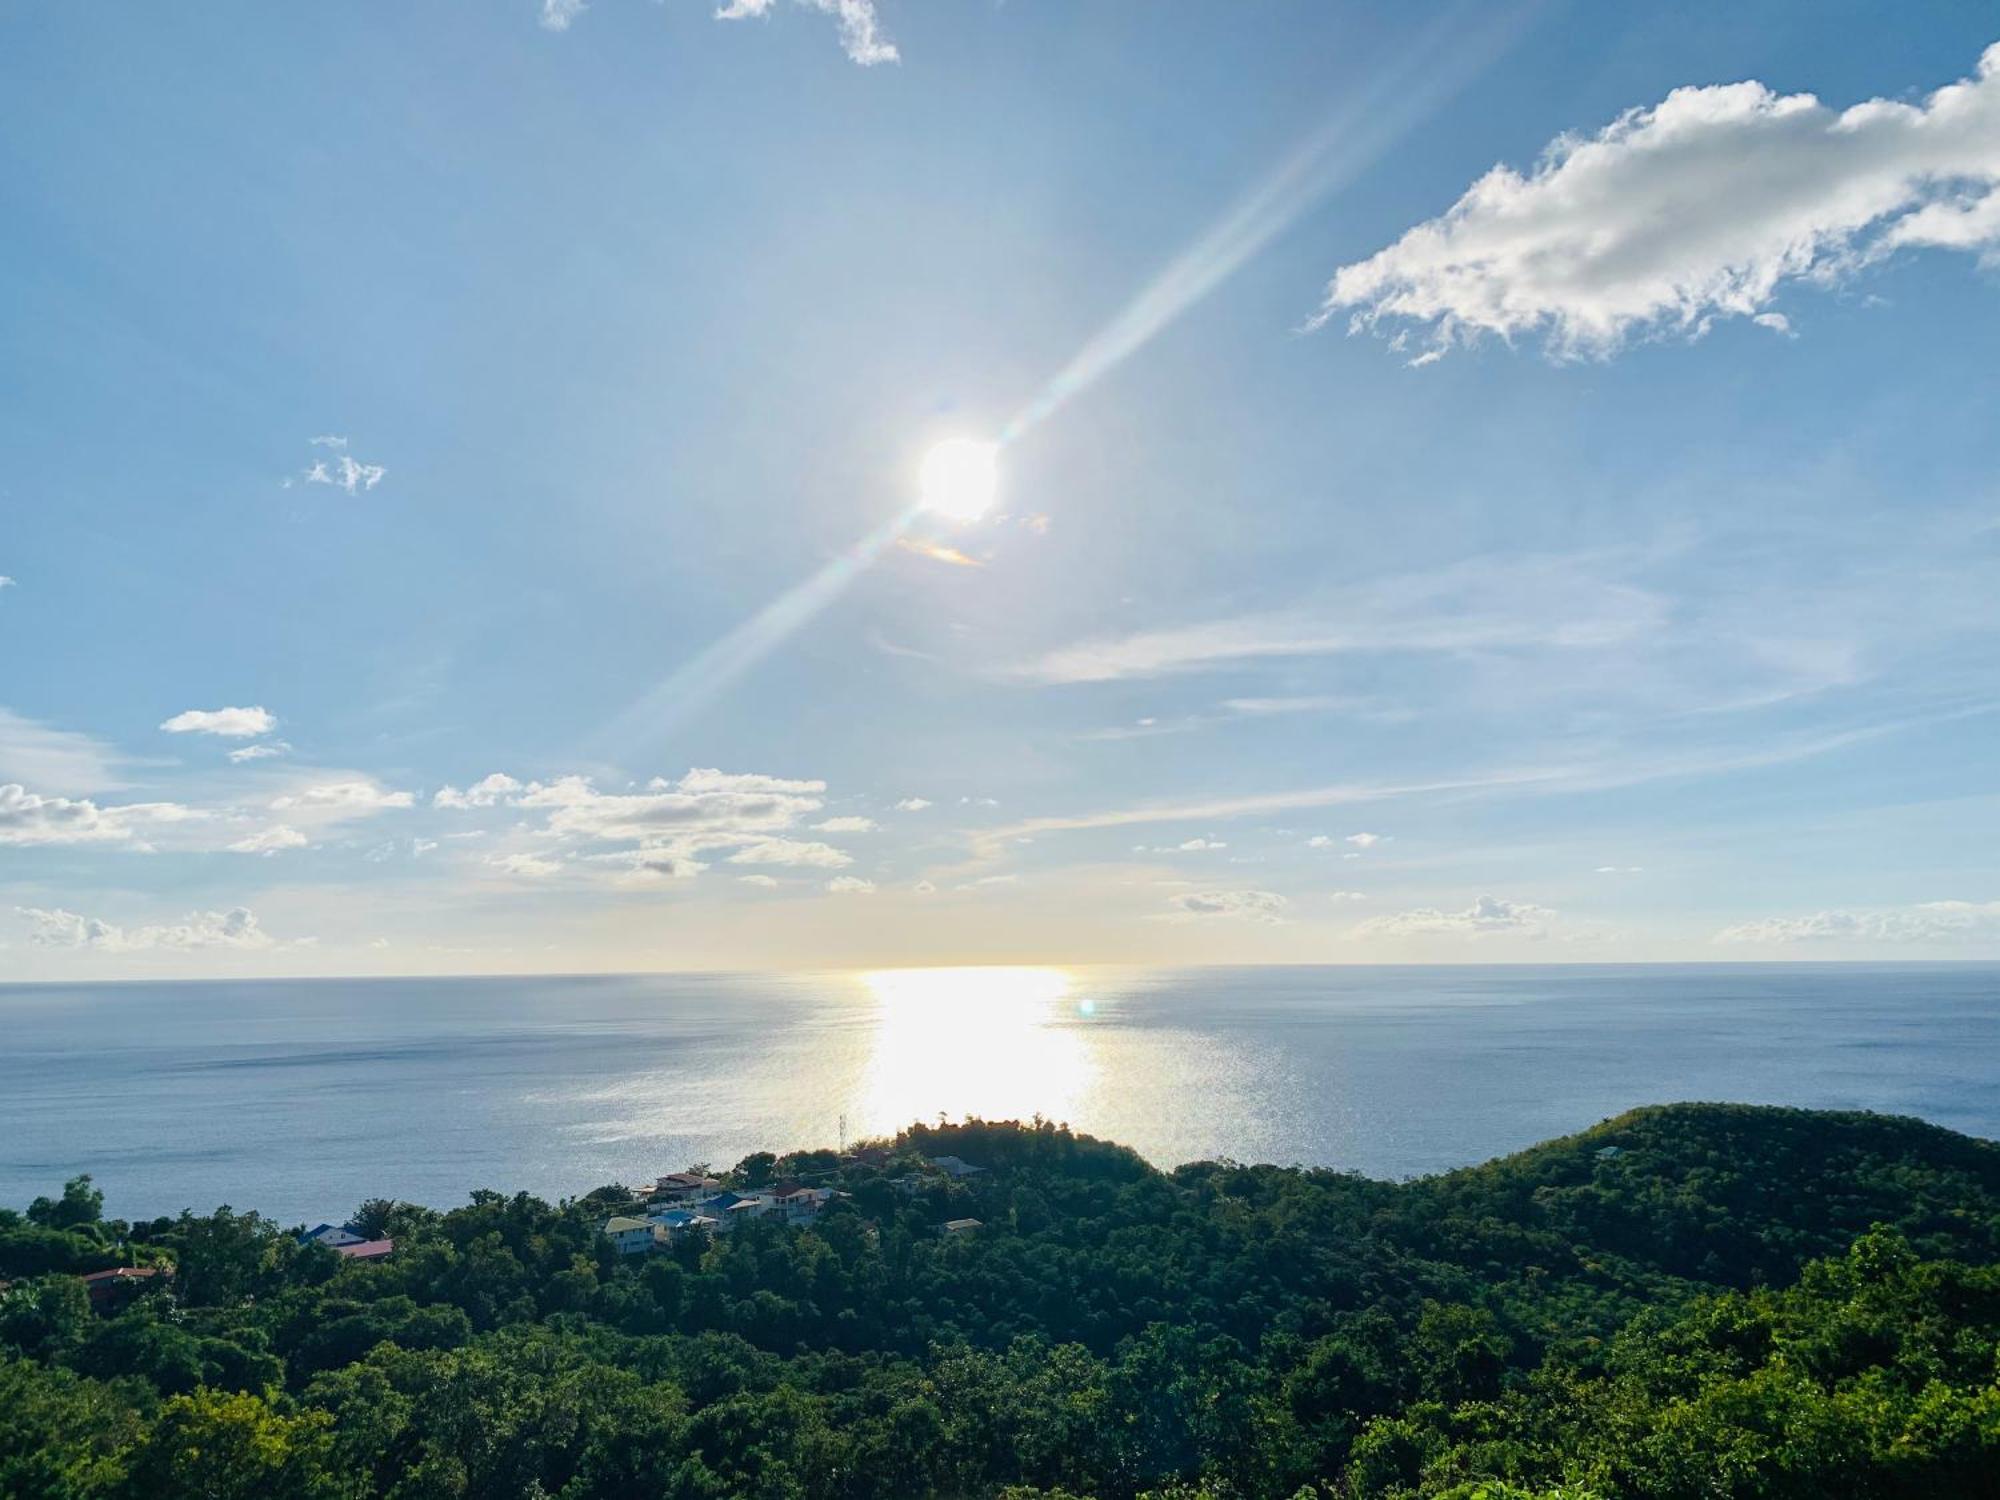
xmin=0 ymin=575 xmax=13 ymax=590
xmin=1353 ymin=894 xmax=1556 ymax=940
xmin=1328 ymin=890 xmax=1369 ymax=903
xmin=715 ymin=0 xmax=898 ymax=67
xmin=19 ymin=904 xmax=276 ymax=951
xmin=825 ymin=875 xmax=877 ymax=894
xmin=227 ymin=825 xmax=308 ymax=856
xmin=227 ymin=742 xmax=290 ymax=764
xmin=1162 ymin=889 xmax=1289 ymax=922
xmin=479 ymin=766 xmax=853 ymax=890
xmin=895 ymin=797 xmax=933 ymax=811
xmin=1318 ymin=41 xmax=2000 ymax=360
xmin=0 ymin=784 xmax=200 ymax=848
xmin=814 ymin=815 xmax=879 ymax=833
xmin=434 ymin=772 xmax=525 ymax=809
xmin=540 ymin=0 xmax=584 ymax=29
xmin=1715 ymin=900 xmax=2000 ymax=945
xmin=1309 ymin=831 xmax=1385 ymax=850
xmin=738 ymin=873 xmax=780 ymax=888
xmin=160 ymin=706 xmax=276 ymax=738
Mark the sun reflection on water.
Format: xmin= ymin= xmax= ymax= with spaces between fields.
xmin=854 ymin=967 xmax=1093 ymax=1136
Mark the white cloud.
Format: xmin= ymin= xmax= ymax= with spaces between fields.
xmin=540 ymin=0 xmax=585 ymax=29
xmin=18 ymin=904 xmax=276 ymax=951
xmin=715 ymin=0 xmax=899 ymax=67
xmin=520 ymin=771 xmax=820 ymax=841
xmin=227 ymin=741 xmax=291 ymax=764
xmin=434 ymin=772 xmax=524 ymax=809
xmin=487 ymin=851 xmax=566 ymax=878
xmin=814 ymin=815 xmax=879 ymax=833
xmin=1220 ymin=696 xmax=1351 ymax=716
xmin=1318 ymin=41 xmax=2000 ymax=360
xmin=1016 ymin=554 xmax=1666 ymax=683
xmin=161 ymin=706 xmax=276 ymax=738
xmin=0 ymin=576 xmax=13 ymax=590
xmin=227 ymin=825 xmax=308 ymax=856
xmin=825 ymin=875 xmax=877 ymax=894
xmin=1155 ymin=837 xmax=1227 ymax=852
xmin=671 ymin=768 xmax=827 ymax=795
xmin=1353 ymin=894 xmax=1556 ymax=940
xmin=1345 ymin=832 xmax=1385 ymax=849
xmin=271 ymin=781 xmax=415 ymax=813
xmin=0 ymin=783 xmax=200 ymax=847
xmin=1715 ymin=900 xmax=2000 ymax=945
xmin=1328 ymin=890 xmax=1369 ymax=903
xmin=1162 ymin=889 xmax=1289 ymax=922
xmin=895 ymin=797 xmax=933 ymax=811
xmin=738 ymin=873 xmax=780 ymax=888
xmin=302 ymin=452 xmax=386 ymax=496
xmin=1596 ymin=864 xmax=1645 ymax=875
xmin=726 ymin=837 xmax=851 ymax=869
xmin=1308 ymin=831 xmax=1385 ymax=850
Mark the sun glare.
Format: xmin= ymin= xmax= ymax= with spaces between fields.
xmin=917 ymin=437 xmax=1001 ymax=522
xmin=855 ymin=966 xmax=1092 ymax=1134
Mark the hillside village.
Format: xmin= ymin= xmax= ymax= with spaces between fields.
xmin=599 ymin=1147 xmax=987 ymax=1254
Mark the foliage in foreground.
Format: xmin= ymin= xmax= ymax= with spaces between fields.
xmin=2 ymin=1103 xmax=1998 ymax=1498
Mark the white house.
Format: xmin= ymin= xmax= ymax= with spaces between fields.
xmin=603 ymin=1215 xmax=660 ymax=1255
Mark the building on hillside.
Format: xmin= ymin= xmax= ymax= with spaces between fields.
xmin=928 ymin=1155 xmax=986 ymax=1179
xmin=335 ymin=1238 xmax=395 ymax=1262
xmin=80 ymin=1266 xmax=172 ymax=1309
xmin=938 ymin=1218 xmax=983 ymax=1237
xmin=648 ymin=1208 xmax=720 ymax=1240
xmin=603 ymin=1216 xmax=660 ymax=1255
xmin=300 ymin=1223 xmax=366 ymax=1249
xmin=1594 ymin=1146 xmax=1625 ymax=1161
xmin=654 ymin=1172 xmax=723 ymax=1203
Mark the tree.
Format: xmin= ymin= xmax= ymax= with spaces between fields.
xmin=26 ymin=1176 xmax=104 ymax=1232
xmin=120 ymin=1388 xmax=341 ymax=1500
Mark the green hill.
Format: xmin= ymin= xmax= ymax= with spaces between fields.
xmin=3 ymin=1103 xmax=1997 ymax=1498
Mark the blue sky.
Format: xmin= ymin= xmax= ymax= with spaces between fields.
xmin=3 ymin=0 xmax=1998 ymax=974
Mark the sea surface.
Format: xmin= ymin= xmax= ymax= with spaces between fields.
xmin=1 ymin=963 xmax=1995 ymax=1226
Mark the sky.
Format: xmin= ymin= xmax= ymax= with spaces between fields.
xmin=3 ymin=0 xmax=1998 ymax=976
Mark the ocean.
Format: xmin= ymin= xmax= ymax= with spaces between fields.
xmin=2 ymin=963 xmax=1995 ymax=1226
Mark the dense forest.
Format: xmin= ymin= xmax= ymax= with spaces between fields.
xmin=3 ymin=1102 xmax=1998 ymax=1498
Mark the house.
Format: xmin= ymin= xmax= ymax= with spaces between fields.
xmin=80 ymin=1266 xmax=171 ymax=1309
xmin=335 ymin=1238 xmax=395 ymax=1262
xmin=301 ymin=1223 xmax=366 ymax=1249
xmin=648 ymin=1208 xmax=719 ymax=1241
xmin=928 ymin=1155 xmax=985 ymax=1179
xmin=1594 ymin=1145 xmax=1624 ymax=1161
xmin=770 ymin=1182 xmax=839 ymax=1224
xmin=654 ymin=1172 xmax=723 ymax=1203
xmin=603 ymin=1216 xmax=660 ymax=1255
xmin=938 ymin=1218 xmax=982 ymax=1237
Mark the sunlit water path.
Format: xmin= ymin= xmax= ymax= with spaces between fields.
xmin=1 ymin=963 xmax=1995 ymax=1224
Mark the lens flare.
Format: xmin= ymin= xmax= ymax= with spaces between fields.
xmin=918 ymin=437 xmax=1001 ymax=522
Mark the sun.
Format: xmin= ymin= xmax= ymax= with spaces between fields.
xmin=917 ymin=437 xmax=1001 ymax=522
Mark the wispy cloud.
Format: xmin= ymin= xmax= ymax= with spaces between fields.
xmin=227 ymin=741 xmax=291 ymax=764
xmin=540 ymin=0 xmax=585 ymax=30
xmin=0 ymin=709 xmax=130 ymax=794
xmin=714 ymin=0 xmax=898 ymax=66
xmin=1318 ymin=40 xmax=2000 ymax=360
xmin=1016 ymin=554 xmax=1667 ymax=684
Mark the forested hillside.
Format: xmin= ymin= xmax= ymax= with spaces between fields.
xmin=3 ymin=1103 xmax=1998 ymax=1498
